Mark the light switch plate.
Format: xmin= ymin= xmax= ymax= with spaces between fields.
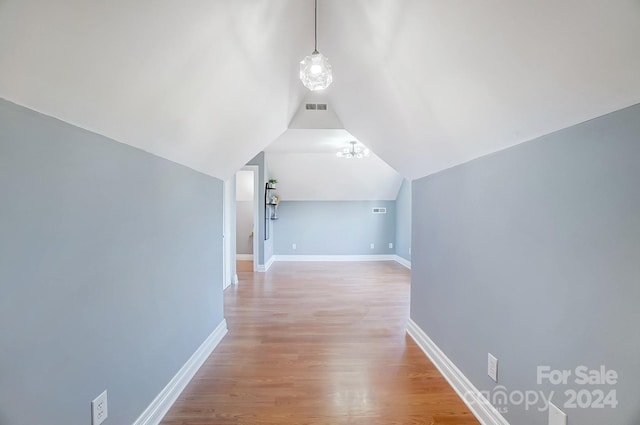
xmin=548 ymin=402 xmax=567 ymax=425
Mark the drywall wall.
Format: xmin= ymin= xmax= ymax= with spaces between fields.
xmin=273 ymin=201 xmax=396 ymax=255
xmin=236 ymin=201 xmax=254 ymax=255
xmin=0 ymin=98 xmax=225 ymax=424
xmin=411 ymin=104 xmax=640 ymax=424
xmin=395 ymin=179 xmax=411 ymax=262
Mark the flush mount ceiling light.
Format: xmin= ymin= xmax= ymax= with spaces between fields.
xmin=336 ymin=141 xmax=370 ymax=159
xmin=300 ymin=0 xmax=332 ymax=91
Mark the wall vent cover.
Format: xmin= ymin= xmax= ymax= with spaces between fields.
xmin=305 ymin=103 xmax=328 ymax=111
xmin=372 ymin=208 xmax=387 ymax=214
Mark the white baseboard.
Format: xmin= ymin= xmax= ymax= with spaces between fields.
xmin=393 ymin=255 xmax=411 ymax=269
xmin=236 ymin=254 xmax=253 ymax=261
xmin=232 ymin=274 xmax=238 ymax=285
xmin=273 ymin=254 xmax=397 ymax=262
xmin=407 ymin=319 xmax=509 ymax=425
xmin=257 ymin=255 xmax=275 ymax=272
xmin=132 ymin=319 xmax=228 ymax=425
xmin=256 ymin=255 xmax=409 ymax=271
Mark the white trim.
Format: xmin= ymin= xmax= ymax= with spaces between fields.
xmin=222 ymin=179 xmax=232 ymax=290
xmin=236 ymin=254 xmax=253 ymax=261
xmin=406 ymin=319 xmax=510 ymax=425
xmin=132 ymin=320 xmax=228 ymax=425
xmin=255 ymin=255 xmax=410 ymax=270
xmin=257 ymin=255 xmax=275 ymax=272
xmin=232 ymin=274 xmax=238 ymax=285
xmin=241 ymin=165 xmax=260 ymax=272
xmin=393 ymin=255 xmax=411 ymax=269
xmin=273 ymin=254 xmax=397 ymax=262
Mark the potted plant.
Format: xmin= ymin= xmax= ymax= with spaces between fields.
xmin=267 ymin=178 xmax=278 ymax=189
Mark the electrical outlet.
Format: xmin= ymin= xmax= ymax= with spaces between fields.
xmin=292 ymin=243 xmax=296 ymax=250
xmin=389 ymin=242 xmax=393 ymax=249
xmin=409 ymin=248 xmax=411 ymax=254
xmin=548 ymin=402 xmax=567 ymax=425
xmin=488 ymin=353 xmax=498 ymax=382
xmin=370 ymin=243 xmax=375 ymax=249
xmin=92 ymin=390 xmax=108 ymax=425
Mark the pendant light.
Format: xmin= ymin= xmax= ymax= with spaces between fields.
xmin=299 ymin=0 xmax=333 ymax=91
xmin=336 ymin=141 xmax=370 ymax=159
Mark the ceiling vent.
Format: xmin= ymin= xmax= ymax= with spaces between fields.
xmin=305 ymin=103 xmax=328 ymax=111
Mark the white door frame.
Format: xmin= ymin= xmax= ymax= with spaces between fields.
xmin=241 ymin=165 xmax=260 ymax=272
xmin=222 ymin=178 xmax=233 ymax=290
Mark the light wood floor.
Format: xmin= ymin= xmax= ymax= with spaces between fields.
xmin=160 ymin=261 xmax=479 ymax=425
xmin=236 ymin=260 xmax=253 ymax=273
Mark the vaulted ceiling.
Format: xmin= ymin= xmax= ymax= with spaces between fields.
xmin=2 ymin=0 xmax=640 ymax=182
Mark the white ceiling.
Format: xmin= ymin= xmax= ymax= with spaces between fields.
xmin=266 ymin=129 xmax=403 ymax=200
xmin=322 ymin=0 xmax=640 ymax=179
xmin=2 ymin=0 xmax=640 ymax=182
xmin=266 ymin=129 xmax=355 ymax=154
xmin=267 ymin=152 xmax=403 ymax=201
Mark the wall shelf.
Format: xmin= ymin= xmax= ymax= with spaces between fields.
xmin=265 ymin=183 xmax=279 ymax=239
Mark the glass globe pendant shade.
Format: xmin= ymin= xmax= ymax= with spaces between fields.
xmin=300 ymin=51 xmax=333 ymax=91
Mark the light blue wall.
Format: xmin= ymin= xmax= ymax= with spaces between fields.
xmin=273 ymin=201 xmax=396 ymax=255
xmin=411 ymin=104 xmax=640 ymax=425
xmin=0 ymin=98 xmax=225 ymax=425
xmin=395 ymin=179 xmax=411 ymax=261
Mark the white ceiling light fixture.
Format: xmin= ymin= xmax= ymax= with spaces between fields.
xmin=337 ymin=141 xmax=370 ymax=159
xmin=300 ymin=0 xmax=332 ymax=91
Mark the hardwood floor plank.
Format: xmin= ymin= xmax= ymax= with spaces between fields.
xmin=160 ymin=261 xmax=479 ymax=425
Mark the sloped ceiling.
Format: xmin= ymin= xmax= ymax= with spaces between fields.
xmin=267 ymin=93 xmax=403 ymax=201
xmin=267 ymin=151 xmax=403 ymax=201
xmin=0 ymin=0 xmax=310 ymax=179
xmin=2 ymin=1 xmax=640 ymax=181
xmin=266 ymin=129 xmax=403 ymax=201
xmin=322 ymin=0 xmax=640 ymax=179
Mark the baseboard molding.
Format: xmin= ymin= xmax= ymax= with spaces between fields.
xmin=393 ymin=255 xmax=411 ymax=269
xmin=257 ymin=255 xmax=409 ymax=270
xmin=273 ymin=254 xmax=397 ymax=262
xmin=132 ymin=319 xmax=228 ymax=425
xmin=406 ymin=319 xmax=509 ymax=425
xmin=257 ymin=255 xmax=275 ymax=272
xmin=236 ymin=254 xmax=253 ymax=261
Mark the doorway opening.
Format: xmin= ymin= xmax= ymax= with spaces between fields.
xmin=236 ymin=166 xmax=259 ymax=273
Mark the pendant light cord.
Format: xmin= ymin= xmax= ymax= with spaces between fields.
xmin=314 ymin=0 xmax=318 ymax=54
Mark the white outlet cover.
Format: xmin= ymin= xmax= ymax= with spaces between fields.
xmin=370 ymin=243 xmax=375 ymax=249
xmin=92 ymin=390 xmax=108 ymax=425
xmin=389 ymin=242 xmax=393 ymax=249
xmin=487 ymin=353 xmax=498 ymax=382
xmin=548 ymin=402 xmax=567 ymax=425
xmin=292 ymin=243 xmax=296 ymax=250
